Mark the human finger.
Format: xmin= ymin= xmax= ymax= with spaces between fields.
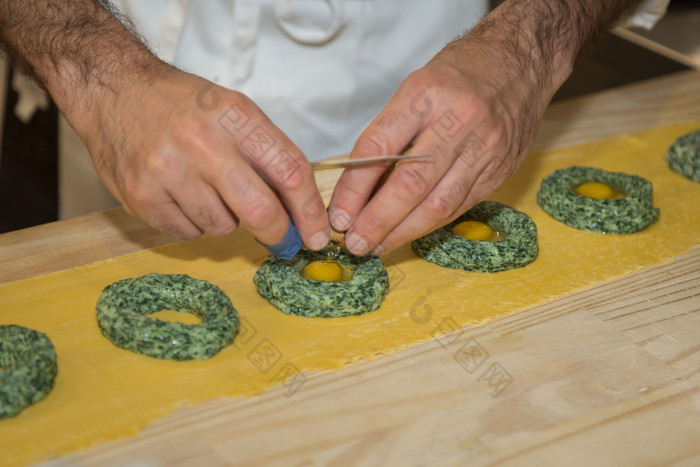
xmin=167 ymin=181 xmax=239 ymax=238
xmin=341 ymin=129 xmax=460 ymax=256
xmin=209 ymin=151 xmax=294 ymax=247
xmin=125 ymin=185 xmax=204 ymax=241
xmin=215 ymin=102 xmax=330 ymax=250
xmin=327 ymin=104 xmax=424 ymax=233
xmin=366 ymin=148 xmax=488 ymax=254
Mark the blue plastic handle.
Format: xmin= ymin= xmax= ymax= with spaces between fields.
xmin=259 ymin=219 xmax=302 ymax=260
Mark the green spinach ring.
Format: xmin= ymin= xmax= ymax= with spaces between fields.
xmin=537 ymin=166 xmax=659 ymax=234
xmin=0 ymin=325 xmax=57 ymax=419
xmin=411 ymin=201 xmax=538 ymax=272
xmin=666 ymin=128 xmax=700 ymax=182
xmin=96 ymin=273 xmax=239 ymax=360
xmin=253 ymin=249 xmax=388 ymax=318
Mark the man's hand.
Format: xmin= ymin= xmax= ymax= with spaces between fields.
xmin=328 ymin=0 xmax=639 ymax=256
xmin=0 ymin=0 xmax=329 ymax=249
xmin=83 ymin=68 xmax=329 ymax=249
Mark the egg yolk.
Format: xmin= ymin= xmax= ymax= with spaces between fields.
xmin=453 ymin=220 xmax=495 ymax=241
xmin=575 ymin=182 xmax=616 ymax=200
xmin=303 ymin=260 xmax=347 ymax=282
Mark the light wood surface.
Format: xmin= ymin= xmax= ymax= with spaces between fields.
xmin=3 ymin=71 xmax=700 ymax=466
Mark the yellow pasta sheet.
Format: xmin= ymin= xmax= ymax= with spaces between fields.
xmin=1 ymin=123 xmax=699 ymax=466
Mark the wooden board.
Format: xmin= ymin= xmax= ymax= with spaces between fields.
xmin=1 ymin=71 xmax=699 ymax=466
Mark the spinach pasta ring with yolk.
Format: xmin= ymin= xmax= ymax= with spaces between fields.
xmin=411 ymin=201 xmax=538 ymax=272
xmin=537 ymin=166 xmax=659 ymax=234
xmin=96 ymin=273 xmax=240 ymax=361
xmin=666 ymin=128 xmax=700 ymax=183
xmin=0 ymin=325 xmax=58 ymax=419
xmin=253 ymin=249 xmax=389 ymax=318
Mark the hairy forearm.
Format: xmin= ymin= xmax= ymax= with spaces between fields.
xmin=0 ymin=0 xmax=162 ymax=121
xmin=470 ymin=0 xmax=640 ymax=92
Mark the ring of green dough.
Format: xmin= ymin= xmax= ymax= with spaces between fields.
xmin=411 ymin=201 xmax=538 ymax=272
xmin=253 ymin=249 xmax=388 ymax=318
xmin=537 ymin=166 xmax=659 ymax=234
xmin=666 ymin=128 xmax=700 ymax=182
xmin=0 ymin=325 xmax=57 ymax=419
xmin=96 ymin=273 xmax=239 ymax=361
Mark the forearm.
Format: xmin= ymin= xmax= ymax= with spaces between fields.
xmin=466 ymin=0 xmax=640 ymax=95
xmin=0 ymin=0 xmax=162 ymax=125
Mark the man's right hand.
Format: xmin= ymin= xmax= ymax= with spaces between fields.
xmin=81 ymin=68 xmax=329 ymax=250
xmin=0 ymin=0 xmax=329 ymax=250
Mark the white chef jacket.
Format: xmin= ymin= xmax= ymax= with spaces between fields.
xmin=57 ymin=0 xmax=669 ymax=218
xmin=112 ymin=0 xmax=489 ymax=159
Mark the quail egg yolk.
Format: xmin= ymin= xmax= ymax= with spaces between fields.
xmin=303 ymin=260 xmax=348 ymax=282
xmin=453 ymin=220 xmax=496 ymax=241
xmin=575 ymin=182 xmax=616 ymax=200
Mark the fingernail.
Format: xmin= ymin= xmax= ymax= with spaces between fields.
xmin=307 ymin=230 xmax=330 ymax=251
xmin=346 ymin=232 xmax=370 ymax=255
xmin=329 ymin=208 xmax=351 ymax=231
xmin=371 ymin=245 xmax=385 ymax=256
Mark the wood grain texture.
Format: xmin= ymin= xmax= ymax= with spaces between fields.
xmin=0 ymin=209 xmax=176 ymax=284
xmin=2 ymin=71 xmax=699 ymax=466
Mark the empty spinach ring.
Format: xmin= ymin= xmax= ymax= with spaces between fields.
xmin=96 ymin=273 xmax=239 ymax=360
xmin=537 ymin=166 xmax=659 ymax=234
xmin=666 ymin=128 xmax=700 ymax=183
xmin=0 ymin=325 xmax=58 ymax=419
xmin=254 ymin=249 xmax=388 ymax=318
xmin=411 ymin=201 xmax=538 ymax=272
